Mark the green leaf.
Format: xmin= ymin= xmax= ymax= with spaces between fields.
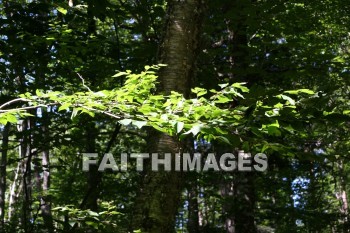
xmin=58 ymin=103 xmax=71 ymax=112
xmin=270 ymin=120 xmax=280 ymax=128
xmin=232 ymin=83 xmax=249 ymax=92
xmin=217 ymin=136 xmax=231 ymax=145
xmin=0 ymin=118 xmax=7 ymax=125
xmin=112 ymin=71 xmax=129 ymax=77
xmin=267 ymin=126 xmax=281 ymax=136
xmin=133 ymin=120 xmax=147 ymax=129
xmin=187 ymin=124 xmax=202 ymax=136
xmin=218 ymin=83 xmax=229 ymax=89
xmin=57 ymin=7 xmax=68 ymax=15
xmin=35 ymin=89 xmax=43 ymax=97
xmin=69 ymin=221 xmax=76 ymax=227
xmin=119 ymin=119 xmax=132 ymax=126
xmin=215 ymin=127 xmax=228 ymax=135
xmin=86 ymin=221 xmax=99 ymax=229
xmin=278 ymin=94 xmax=296 ymax=105
xmin=284 ymin=89 xmax=314 ymax=95
xmin=6 ymin=113 xmax=17 ymax=123
xmin=176 ymin=122 xmax=184 ymax=133
xmin=0 ymin=112 xmax=17 ymax=124
xmin=332 ymin=56 xmax=345 ymax=63
xmin=192 ymin=87 xmax=207 ymax=97
xmin=87 ymin=210 xmax=99 ymax=217
xmin=216 ymin=96 xmax=231 ymax=103
xmin=71 ymin=108 xmax=79 ymax=119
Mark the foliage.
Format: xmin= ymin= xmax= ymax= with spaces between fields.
xmin=0 ymin=65 xmax=318 ymax=148
xmin=1 ymin=0 xmax=350 ymax=232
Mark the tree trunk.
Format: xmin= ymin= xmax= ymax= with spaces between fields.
xmin=84 ymin=121 xmax=99 ymax=212
xmin=233 ymin=171 xmax=256 ymax=233
xmin=220 ymin=179 xmax=235 ymax=233
xmin=187 ymin=180 xmax=200 ymax=233
xmin=22 ymin=118 xmax=33 ymax=233
xmin=337 ymin=159 xmax=349 ymax=232
xmin=0 ymin=122 xmax=10 ymax=230
xmin=220 ymin=172 xmax=256 ymax=233
xmin=131 ymin=0 xmax=204 ymax=232
xmin=222 ymin=0 xmax=257 ymax=231
xmin=40 ymin=111 xmax=54 ymax=232
xmin=8 ymin=119 xmax=33 ymax=231
xmin=8 ymin=159 xmax=22 ymax=221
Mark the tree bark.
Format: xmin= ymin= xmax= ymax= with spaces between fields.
xmin=223 ymin=0 xmax=257 ymax=231
xmin=40 ymin=111 xmax=54 ymax=233
xmin=187 ymin=180 xmax=200 ymax=233
xmin=84 ymin=121 xmax=99 ymax=212
xmin=233 ymin=171 xmax=256 ymax=233
xmin=0 ymin=122 xmax=10 ymax=230
xmin=218 ymin=150 xmax=257 ymax=233
xmin=131 ymin=0 xmax=204 ymax=232
xmin=336 ymin=159 xmax=349 ymax=232
xmin=22 ymin=118 xmax=33 ymax=233
xmin=8 ymin=159 xmax=22 ymax=221
xmin=220 ymin=179 xmax=235 ymax=233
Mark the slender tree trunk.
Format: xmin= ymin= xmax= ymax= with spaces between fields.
xmin=223 ymin=0 xmax=257 ymax=231
xmin=131 ymin=0 xmax=204 ymax=232
xmin=234 ymin=170 xmax=256 ymax=233
xmin=187 ymin=179 xmax=200 ymax=233
xmin=287 ymin=176 xmax=297 ymax=231
xmin=35 ymin=1 xmax=54 ymax=229
xmin=40 ymin=111 xmax=54 ymax=233
xmin=220 ymin=154 xmax=256 ymax=233
xmin=22 ymin=118 xmax=33 ymax=233
xmin=84 ymin=121 xmax=98 ymax=212
xmin=220 ymin=179 xmax=235 ymax=233
xmin=41 ymin=148 xmax=53 ymax=232
xmin=8 ymin=119 xmax=32 ymax=231
xmin=8 ymin=120 xmax=29 ymax=227
xmin=0 ymin=122 xmax=10 ymax=230
xmin=82 ymin=0 xmax=99 ymax=214
xmin=337 ymin=159 xmax=349 ymax=232
xmin=220 ymin=172 xmax=256 ymax=233
xmin=8 ymin=159 xmax=22 ymax=221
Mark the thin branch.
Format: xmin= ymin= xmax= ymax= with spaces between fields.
xmin=0 ymin=98 xmax=29 ymax=110
xmin=0 ymin=106 xmax=39 ymax=113
xmin=0 ymin=104 xmax=56 ymax=113
xmin=77 ymin=105 xmax=122 ymax=120
xmin=76 ymin=73 xmax=92 ymax=92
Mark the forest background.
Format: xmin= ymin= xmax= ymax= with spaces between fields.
xmin=1 ymin=0 xmax=350 ymax=232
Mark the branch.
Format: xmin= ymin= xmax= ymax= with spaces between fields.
xmin=0 ymin=105 xmax=39 ymax=113
xmin=76 ymin=105 xmax=122 ymax=120
xmin=0 ymin=104 xmax=56 ymax=113
xmin=0 ymin=98 xmax=29 ymax=110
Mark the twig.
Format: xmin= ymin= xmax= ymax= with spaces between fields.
xmin=76 ymin=73 xmax=92 ymax=92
